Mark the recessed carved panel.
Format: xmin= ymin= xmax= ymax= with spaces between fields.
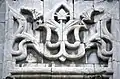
xmin=6 ymin=0 xmax=117 ymax=79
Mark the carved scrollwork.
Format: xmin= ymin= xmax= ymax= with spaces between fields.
xmin=10 ymin=2 xmax=113 ymax=64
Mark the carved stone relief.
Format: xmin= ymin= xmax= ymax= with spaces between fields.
xmin=5 ymin=0 xmax=118 ymax=79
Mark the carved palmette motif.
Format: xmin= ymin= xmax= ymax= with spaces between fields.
xmin=10 ymin=2 xmax=113 ymax=63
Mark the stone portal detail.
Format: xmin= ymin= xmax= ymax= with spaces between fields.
xmin=6 ymin=0 xmax=115 ymax=79
xmin=11 ymin=3 xmax=113 ymax=63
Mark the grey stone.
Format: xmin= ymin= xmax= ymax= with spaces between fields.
xmin=0 ymin=44 xmax=4 ymax=63
xmin=0 ymin=23 xmax=5 ymax=43
xmin=0 ymin=0 xmax=119 ymax=79
xmin=0 ymin=63 xmax=3 ymax=79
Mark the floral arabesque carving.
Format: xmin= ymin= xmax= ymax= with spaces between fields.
xmin=10 ymin=3 xmax=113 ymax=63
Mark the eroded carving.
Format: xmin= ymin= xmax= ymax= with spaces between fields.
xmin=6 ymin=1 xmax=115 ymax=78
xmin=10 ymin=2 xmax=113 ymax=64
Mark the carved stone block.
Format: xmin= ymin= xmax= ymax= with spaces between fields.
xmin=1 ymin=0 xmax=119 ymax=79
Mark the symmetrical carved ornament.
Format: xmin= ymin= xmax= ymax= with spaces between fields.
xmin=7 ymin=0 xmax=114 ymax=78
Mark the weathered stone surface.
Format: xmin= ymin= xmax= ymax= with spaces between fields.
xmin=0 ymin=0 xmax=5 ymax=79
xmin=0 ymin=0 xmax=119 ymax=79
